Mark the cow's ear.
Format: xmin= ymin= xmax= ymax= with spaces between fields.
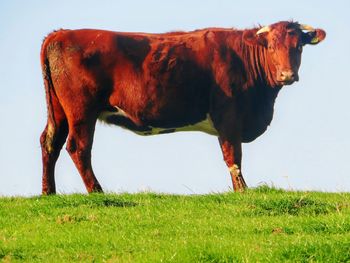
xmin=302 ymin=29 xmax=326 ymax=45
xmin=243 ymin=30 xmax=267 ymax=47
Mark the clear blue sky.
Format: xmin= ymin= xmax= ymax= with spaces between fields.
xmin=0 ymin=0 xmax=349 ymax=196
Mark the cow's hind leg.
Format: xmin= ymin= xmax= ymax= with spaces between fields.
xmin=66 ymin=117 xmax=103 ymax=193
xmin=40 ymin=102 xmax=68 ymax=195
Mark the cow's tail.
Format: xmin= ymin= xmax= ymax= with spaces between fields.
xmin=41 ymin=48 xmax=55 ymax=128
xmin=40 ymin=34 xmax=67 ymax=153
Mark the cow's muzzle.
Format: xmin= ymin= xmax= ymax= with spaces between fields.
xmin=277 ymin=70 xmax=299 ymax=85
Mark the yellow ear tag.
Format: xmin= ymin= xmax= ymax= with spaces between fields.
xmin=310 ymin=37 xmax=319 ymax=44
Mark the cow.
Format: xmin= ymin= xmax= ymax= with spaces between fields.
xmin=40 ymin=21 xmax=326 ymax=194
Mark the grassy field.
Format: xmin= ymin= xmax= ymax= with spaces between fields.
xmin=0 ymin=187 xmax=350 ymax=262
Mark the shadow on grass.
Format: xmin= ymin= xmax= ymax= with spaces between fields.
xmin=100 ymin=199 xmax=137 ymax=208
xmin=31 ymin=194 xmax=138 ymax=209
xmin=245 ymin=196 xmax=338 ymax=216
xmin=195 ymin=251 xmax=240 ymax=263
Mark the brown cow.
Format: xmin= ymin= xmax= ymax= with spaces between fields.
xmin=40 ymin=21 xmax=326 ymax=194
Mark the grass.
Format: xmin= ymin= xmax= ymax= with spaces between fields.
xmin=0 ymin=186 xmax=350 ymax=262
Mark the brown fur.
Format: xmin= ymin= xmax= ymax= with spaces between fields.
xmin=40 ymin=21 xmax=326 ymax=194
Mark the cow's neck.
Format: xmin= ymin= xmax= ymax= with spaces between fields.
xmin=231 ymin=41 xmax=282 ymax=141
xmin=238 ymin=41 xmax=280 ymax=91
xmin=236 ymin=41 xmax=282 ymax=109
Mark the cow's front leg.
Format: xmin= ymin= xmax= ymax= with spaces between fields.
xmin=219 ymin=138 xmax=247 ymax=192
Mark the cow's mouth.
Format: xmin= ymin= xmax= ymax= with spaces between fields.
xmin=277 ymin=79 xmax=295 ymax=86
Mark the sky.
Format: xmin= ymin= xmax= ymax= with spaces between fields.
xmin=0 ymin=0 xmax=349 ymax=196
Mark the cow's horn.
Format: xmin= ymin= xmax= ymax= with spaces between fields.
xmin=256 ymin=26 xmax=271 ymax=35
xmin=299 ymin=24 xmax=315 ymax=31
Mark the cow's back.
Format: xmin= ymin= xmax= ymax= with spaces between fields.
xmin=42 ymin=29 xmax=215 ymax=130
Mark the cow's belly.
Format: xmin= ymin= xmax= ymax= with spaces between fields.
xmin=99 ymin=107 xmax=218 ymax=136
xmin=135 ymin=117 xmax=218 ymax=136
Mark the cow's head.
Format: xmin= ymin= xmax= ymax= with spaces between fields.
xmin=243 ymin=21 xmax=326 ymax=86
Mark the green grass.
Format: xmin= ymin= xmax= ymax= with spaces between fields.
xmin=1 ymin=186 xmax=350 ymax=262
